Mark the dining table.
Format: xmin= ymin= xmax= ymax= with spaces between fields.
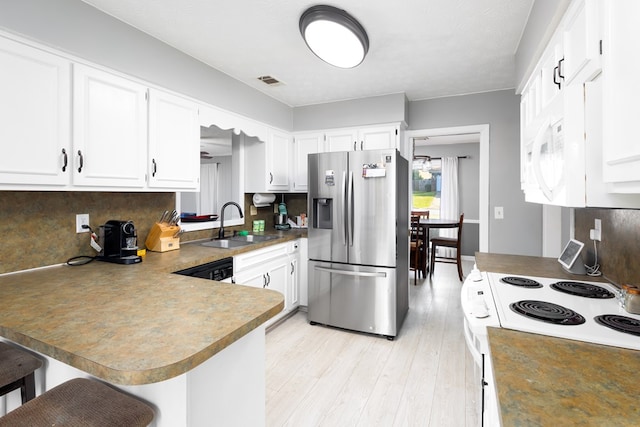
xmin=417 ymin=217 xmax=461 ymax=276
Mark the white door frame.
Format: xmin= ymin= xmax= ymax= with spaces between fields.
xmin=405 ymin=124 xmax=490 ymax=252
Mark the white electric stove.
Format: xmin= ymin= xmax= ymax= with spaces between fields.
xmin=461 ymin=269 xmax=640 ymax=427
xmin=486 ymin=272 xmax=640 ymax=350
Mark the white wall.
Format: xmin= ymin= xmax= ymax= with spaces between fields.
xmin=0 ymin=0 xmax=293 ymax=131
xmin=408 ymin=90 xmax=542 ymax=256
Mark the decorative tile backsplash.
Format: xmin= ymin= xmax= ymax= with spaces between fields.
xmin=574 ymin=208 xmax=640 ymax=286
xmin=0 ymin=191 xmax=309 ymax=274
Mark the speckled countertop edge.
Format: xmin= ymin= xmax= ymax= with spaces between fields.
xmin=488 ymin=327 xmax=640 ymax=427
xmin=0 ymin=232 xmax=305 ymax=385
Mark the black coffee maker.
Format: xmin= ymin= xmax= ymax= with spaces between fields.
xmin=97 ymin=220 xmax=142 ymax=264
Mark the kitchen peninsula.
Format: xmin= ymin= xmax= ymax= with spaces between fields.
xmin=0 ymin=241 xmax=287 ymax=426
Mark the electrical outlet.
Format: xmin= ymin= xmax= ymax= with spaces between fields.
xmin=594 ymin=218 xmax=601 ymax=231
xmin=494 ymin=206 xmax=504 ymax=219
xmin=250 ymin=205 xmax=257 ymax=216
xmin=76 ymin=214 xmax=90 ymax=233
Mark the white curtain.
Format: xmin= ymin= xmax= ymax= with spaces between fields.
xmin=199 ymin=163 xmax=219 ymax=215
xmin=439 ymin=157 xmax=459 ymax=257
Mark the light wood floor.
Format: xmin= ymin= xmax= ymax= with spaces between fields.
xmin=265 ymin=260 xmax=479 ymax=427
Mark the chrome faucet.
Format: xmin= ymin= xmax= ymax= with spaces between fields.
xmin=217 ymin=201 xmax=244 ymax=239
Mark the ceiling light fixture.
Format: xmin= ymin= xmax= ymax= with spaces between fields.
xmin=299 ymin=5 xmax=369 ymax=69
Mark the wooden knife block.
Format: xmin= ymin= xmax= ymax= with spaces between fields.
xmin=145 ymin=222 xmax=180 ymax=252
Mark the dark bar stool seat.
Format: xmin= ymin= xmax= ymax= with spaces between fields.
xmin=0 ymin=378 xmax=155 ymax=426
xmin=0 ymin=342 xmax=42 ymax=404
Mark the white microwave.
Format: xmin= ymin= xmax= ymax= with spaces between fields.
xmin=522 ymin=116 xmax=566 ymax=204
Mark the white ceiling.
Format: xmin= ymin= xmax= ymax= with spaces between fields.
xmin=80 ymin=0 xmax=534 ymax=107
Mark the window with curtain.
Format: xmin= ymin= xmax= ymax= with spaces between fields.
xmin=412 ymin=158 xmax=442 ymax=219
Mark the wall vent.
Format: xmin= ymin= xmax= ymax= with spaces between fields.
xmin=257 ymin=75 xmax=283 ymax=85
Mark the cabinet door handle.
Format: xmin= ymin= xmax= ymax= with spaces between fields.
xmin=269 ymin=172 xmax=273 ymax=184
xmin=77 ymin=150 xmax=83 ymax=173
xmin=553 ymin=65 xmax=561 ymax=89
xmin=360 ymin=140 xmax=363 ymax=150
xmin=152 ymin=159 xmax=157 ymax=177
xmin=353 ymin=141 xmax=357 ymax=151
xmin=558 ymin=57 xmax=565 ymax=79
xmin=290 ymin=262 xmax=295 ymax=275
xmin=61 ymin=148 xmax=68 ymax=172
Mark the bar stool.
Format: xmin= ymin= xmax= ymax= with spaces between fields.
xmin=0 ymin=377 xmax=155 ymax=426
xmin=0 ymin=342 xmax=42 ymax=404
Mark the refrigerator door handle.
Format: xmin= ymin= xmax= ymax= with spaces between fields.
xmin=347 ymin=170 xmax=354 ymax=247
xmin=341 ymin=170 xmax=347 ymax=246
xmin=314 ymin=266 xmax=387 ymax=278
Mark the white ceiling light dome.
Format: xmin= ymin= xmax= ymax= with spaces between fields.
xmin=299 ymin=5 xmax=369 ymax=69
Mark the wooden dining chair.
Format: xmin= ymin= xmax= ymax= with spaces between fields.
xmin=429 ymin=213 xmax=464 ymax=281
xmin=409 ymin=214 xmax=424 ymax=284
xmin=409 ymin=211 xmax=430 ymax=283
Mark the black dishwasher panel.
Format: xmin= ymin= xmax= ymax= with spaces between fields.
xmin=173 ymin=257 xmax=233 ymax=281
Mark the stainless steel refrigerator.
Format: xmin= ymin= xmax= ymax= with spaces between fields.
xmin=307 ymin=149 xmax=409 ymax=339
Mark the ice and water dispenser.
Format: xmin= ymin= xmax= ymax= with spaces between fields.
xmin=313 ymin=198 xmax=333 ymax=229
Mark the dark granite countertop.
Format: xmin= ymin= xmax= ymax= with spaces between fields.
xmin=489 ymin=327 xmax=640 ymax=426
xmin=0 ymin=231 xmax=306 ymax=385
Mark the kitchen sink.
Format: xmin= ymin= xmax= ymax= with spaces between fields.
xmin=227 ymin=234 xmax=281 ymax=243
xmin=201 ymin=234 xmax=280 ymax=249
xmin=201 ymin=239 xmax=252 ymax=249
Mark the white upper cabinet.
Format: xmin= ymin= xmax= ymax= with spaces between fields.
xmin=148 ymin=89 xmax=200 ymax=190
xmin=601 ymin=0 xmax=640 ymax=191
xmin=244 ymin=128 xmax=291 ymax=192
xmin=0 ymin=37 xmax=71 ymax=187
xmin=520 ymin=0 xmax=640 ymax=207
xmin=563 ymin=0 xmax=602 ymax=85
xmin=324 ymin=129 xmax=358 ymax=152
xmin=323 ymin=124 xmax=400 ymax=152
xmin=359 ymin=125 xmax=400 ymax=150
xmin=291 ymin=132 xmax=321 ymax=192
xmin=73 ymin=64 xmax=147 ymax=188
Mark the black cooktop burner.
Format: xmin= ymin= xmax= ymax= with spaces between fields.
xmin=595 ymin=315 xmax=640 ymax=337
xmin=550 ymin=281 xmax=615 ymax=299
xmin=501 ymin=276 xmax=543 ymax=288
xmin=510 ymin=300 xmax=586 ymax=325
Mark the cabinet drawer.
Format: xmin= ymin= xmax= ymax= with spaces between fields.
xmin=234 ymin=243 xmax=288 ymax=272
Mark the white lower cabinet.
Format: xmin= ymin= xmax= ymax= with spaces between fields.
xmin=234 ymin=242 xmax=297 ymax=327
xmin=297 ymin=238 xmax=308 ymax=308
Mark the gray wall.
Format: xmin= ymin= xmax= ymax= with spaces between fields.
xmin=515 ymin=0 xmax=571 ymax=91
xmin=0 ymin=0 xmax=292 ymax=130
xmin=293 ymin=93 xmax=408 ymax=131
xmin=408 ymin=90 xmax=542 ymax=256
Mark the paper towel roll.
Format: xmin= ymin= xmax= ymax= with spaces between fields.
xmin=252 ymin=193 xmax=276 ymax=207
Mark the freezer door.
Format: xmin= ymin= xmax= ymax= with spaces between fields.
xmin=348 ymin=149 xmax=398 ymax=267
xmin=308 ymin=152 xmax=348 ymax=263
xmin=308 ymin=261 xmax=398 ymax=337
